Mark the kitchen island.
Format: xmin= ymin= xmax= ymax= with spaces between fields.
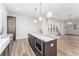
xmin=28 ymin=33 xmax=57 ymax=56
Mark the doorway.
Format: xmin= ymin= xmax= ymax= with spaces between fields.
xmin=7 ymin=16 xmax=16 ymax=41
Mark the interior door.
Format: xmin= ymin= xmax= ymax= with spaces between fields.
xmin=7 ymin=16 xmax=16 ymax=41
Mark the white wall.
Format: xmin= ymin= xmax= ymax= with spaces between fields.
xmin=8 ymin=13 xmax=41 ymax=39
xmin=0 ymin=4 xmax=7 ymax=35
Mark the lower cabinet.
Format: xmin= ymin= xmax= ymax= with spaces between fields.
xmin=9 ymin=35 xmax=13 ymax=55
xmin=28 ymin=34 xmax=36 ymax=52
xmin=0 ymin=45 xmax=9 ymax=56
xmin=5 ymin=45 xmax=9 ymax=56
xmin=0 ymin=35 xmax=13 ymax=56
xmin=0 ymin=50 xmax=5 ymax=56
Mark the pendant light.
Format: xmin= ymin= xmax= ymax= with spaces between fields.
xmin=34 ymin=8 xmax=38 ymax=23
xmin=47 ymin=3 xmax=53 ymax=18
xmin=38 ymin=3 xmax=42 ymax=21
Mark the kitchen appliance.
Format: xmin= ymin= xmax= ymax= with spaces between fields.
xmin=35 ymin=38 xmax=44 ymax=55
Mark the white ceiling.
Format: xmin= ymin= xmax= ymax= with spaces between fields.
xmin=3 ymin=3 xmax=79 ymax=20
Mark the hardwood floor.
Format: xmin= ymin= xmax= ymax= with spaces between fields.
xmin=57 ymin=35 xmax=79 ymax=56
xmin=11 ymin=35 xmax=79 ymax=56
xmin=11 ymin=39 xmax=35 ymax=56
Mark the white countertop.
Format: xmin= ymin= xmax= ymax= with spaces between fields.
xmin=29 ymin=33 xmax=57 ymax=42
xmin=44 ymin=34 xmax=61 ymax=39
xmin=0 ymin=34 xmax=13 ymax=55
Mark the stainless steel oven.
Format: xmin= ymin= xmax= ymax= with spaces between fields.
xmin=35 ymin=39 xmax=44 ymax=55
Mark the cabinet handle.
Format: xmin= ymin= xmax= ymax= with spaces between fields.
xmin=50 ymin=43 xmax=54 ymax=47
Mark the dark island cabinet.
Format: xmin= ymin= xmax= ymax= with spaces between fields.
xmin=44 ymin=40 xmax=57 ymax=56
xmin=28 ymin=33 xmax=57 ymax=56
xmin=28 ymin=34 xmax=36 ymax=52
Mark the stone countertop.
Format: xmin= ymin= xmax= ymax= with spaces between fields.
xmin=0 ymin=34 xmax=13 ymax=55
xmin=29 ymin=33 xmax=57 ymax=42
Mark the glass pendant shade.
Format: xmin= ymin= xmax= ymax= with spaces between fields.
xmin=47 ymin=11 xmax=53 ymax=18
xmin=47 ymin=3 xmax=53 ymax=18
xmin=38 ymin=3 xmax=42 ymax=22
xmin=34 ymin=19 xmax=38 ymax=23
xmin=38 ymin=16 xmax=42 ymax=21
xmin=34 ymin=8 xmax=38 ymax=23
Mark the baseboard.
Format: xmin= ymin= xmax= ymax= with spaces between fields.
xmin=16 ymin=37 xmax=28 ymax=40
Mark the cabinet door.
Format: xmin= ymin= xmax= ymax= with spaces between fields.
xmin=9 ymin=41 xmax=13 ymax=55
xmin=9 ymin=36 xmax=13 ymax=56
xmin=0 ymin=50 xmax=5 ymax=56
xmin=0 ymin=45 xmax=9 ymax=56
xmin=31 ymin=36 xmax=35 ymax=51
xmin=44 ymin=39 xmax=57 ymax=56
xmin=5 ymin=45 xmax=9 ymax=56
xmin=28 ymin=34 xmax=36 ymax=53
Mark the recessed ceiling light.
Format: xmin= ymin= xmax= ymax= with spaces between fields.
xmin=16 ymin=8 xmax=20 ymax=11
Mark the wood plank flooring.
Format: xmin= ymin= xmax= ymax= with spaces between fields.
xmin=57 ymin=35 xmax=79 ymax=56
xmin=11 ymin=35 xmax=79 ymax=56
xmin=11 ymin=39 xmax=35 ymax=56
